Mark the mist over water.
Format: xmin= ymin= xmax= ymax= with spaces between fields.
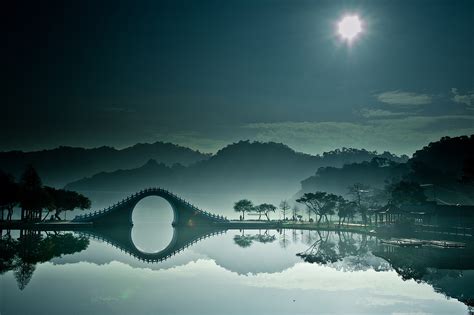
xmin=1 ymin=217 xmax=473 ymax=314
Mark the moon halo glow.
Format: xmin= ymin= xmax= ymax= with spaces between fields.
xmin=338 ymin=15 xmax=362 ymax=42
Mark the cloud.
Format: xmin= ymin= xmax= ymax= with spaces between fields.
xmin=358 ymin=108 xmax=412 ymax=118
xmin=243 ymin=115 xmax=474 ymax=155
xmin=375 ymin=91 xmax=432 ymax=106
xmin=451 ymin=88 xmax=474 ymax=109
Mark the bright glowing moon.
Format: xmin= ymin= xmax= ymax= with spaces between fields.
xmin=338 ymin=15 xmax=362 ymax=41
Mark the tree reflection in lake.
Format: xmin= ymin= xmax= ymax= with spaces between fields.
xmin=374 ymin=242 xmax=474 ymax=308
xmin=233 ymin=229 xmax=277 ymax=248
xmin=0 ymin=231 xmax=89 ymax=290
xmin=296 ymin=230 xmax=375 ymax=265
xmin=278 ymin=229 xmax=291 ymax=248
xmin=2 ymin=227 xmax=473 ymax=313
xmin=292 ymin=229 xmax=474 ymax=309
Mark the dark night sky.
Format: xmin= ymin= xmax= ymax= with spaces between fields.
xmin=2 ymin=0 xmax=474 ymax=155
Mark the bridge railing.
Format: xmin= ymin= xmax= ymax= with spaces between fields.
xmin=73 ymin=187 xmax=229 ymax=222
xmin=79 ymin=229 xmax=227 ymax=263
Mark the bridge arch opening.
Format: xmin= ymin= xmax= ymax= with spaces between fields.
xmin=131 ymin=196 xmax=175 ymax=253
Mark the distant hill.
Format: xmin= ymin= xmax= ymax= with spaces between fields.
xmin=0 ymin=142 xmax=209 ymax=186
xmin=299 ymin=158 xmax=409 ymax=197
xmin=67 ymin=141 xmax=407 ymax=192
xmin=408 ymin=135 xmax=474 ymax=183
xmin=65 ymin=141 xmax=407 ymax=214
xmin=66 ymin=159 xmax=179 ymax=192
xmin=406 ymin=135 xmax=474 ymax=204
xmin=297 ymin=135 xmax=474 ymax=205
xmin=177 ymin=141 xmax=407 ymax=194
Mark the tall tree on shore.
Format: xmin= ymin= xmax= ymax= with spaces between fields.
xmin=292 ymin=205 xmax=300 ymax=221
xmin=19 ymin=166 xmax=49 ymax=221
xmin=279 ymin=200 xmax=291 ymax=220
xmin=297 ymin=192 xmax=342 ymax=224
xmin=306 ymin=206 xmax=312 ymax=221
xmin=0 ymin=170 xmax=19 ymax=221
xmin=255 ymin=203 xmax=276 ymax=221
xmin=233 ymin=199 xmax=253 ymax=220
xmin=348 ymin=183 xmax=370 ymax=225
xmin=44 ymin=187 xmax=91 ymax=220
xmin=337 ymin=200 xmax=357 ymax=226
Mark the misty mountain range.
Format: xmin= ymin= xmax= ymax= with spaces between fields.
xmin=0 ymin=140 xmax=407 ymax=214
xmin=2 ymin=136 xmax=472 ymax=214
xmin=61 ymin=141 xmax=408 ymax=212
xmin=300 ymin=135 xmax=474 ymax=205
xmin=0 ymin=142 xmax=209 ymax=186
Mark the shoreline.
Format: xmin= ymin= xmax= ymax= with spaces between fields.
xmin=1 ymin=220 xmax=471 ymax=242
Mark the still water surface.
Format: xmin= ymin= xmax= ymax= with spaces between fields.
xmin=1 ymin=199 xmax=473 ymax=315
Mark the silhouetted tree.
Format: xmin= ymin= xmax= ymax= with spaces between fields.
xmin=279 ymin=200 xmax=291 ymax=220
xmin=367 ymin=186 xmax=391 ymax=210
xmin=296 ymin=192 xmax=342 ymax=224
xmin=233 ymin=199 xmax=253 ymax=220
xmin=0 ymin=170 xmax=19 ymax=221
xmin=292 ymin=205 xmax=300 ymax=221
xmin=255 ymin=203 xmax=276 ymax=221
xmin=337 ymin=200 xmax=357 ymax=226
xmin=389 ymin=181 xmax=427 ymax=205
xmin=306 ymin=206 xmax=312 ymax=222
xmin=43 ymin=187 xmax=91 ymax=220
xmin=19 ymin=166 xmax=49 ymax=221
xmin=348 ymin=183 xmax=370 ymax=225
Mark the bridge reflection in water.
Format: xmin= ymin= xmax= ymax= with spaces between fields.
xmin=79 ymin=225 xmax=226 ymax=263
xmin=70 ymin=187 xmax=230 ymax=262
xmin=53 ymin=188 xmax=474 ymax=309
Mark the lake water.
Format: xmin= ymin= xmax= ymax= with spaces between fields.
xmin=1 ymin=199 xmax=473 ymax=314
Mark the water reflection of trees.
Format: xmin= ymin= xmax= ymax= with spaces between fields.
xmin=233 ymin=230 xmax=277 ymax=248
xmin=374 ymin=244 xmax=474 ymax=309
xmin=279 ymin=229 xmax=291 ymax=249
xmin=233 ymin=227 xmax=474 ymax=309
xmin=297 ymin=231 xmax=376 ymax=265
xmin=0 ymin=231 xmax=89 ymax=290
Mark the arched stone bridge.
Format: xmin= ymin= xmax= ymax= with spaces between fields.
xmin=78 ymin=226 xmax=226 ymax=263
xmin=72 ymin=187 xmax=229 ymax=227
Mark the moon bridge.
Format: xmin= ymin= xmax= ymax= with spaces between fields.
xmin=72 ymin=187 xmax=229 ymax=227
xmin=77 ymin=226 xmax=227 ymax=263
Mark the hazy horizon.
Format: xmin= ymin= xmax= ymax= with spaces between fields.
xmin=2 ymin=134 xmax=460 ymax=157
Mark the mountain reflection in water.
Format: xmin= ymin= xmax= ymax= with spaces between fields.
xmin=1 ymin=227 xmax=473 ymax=315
